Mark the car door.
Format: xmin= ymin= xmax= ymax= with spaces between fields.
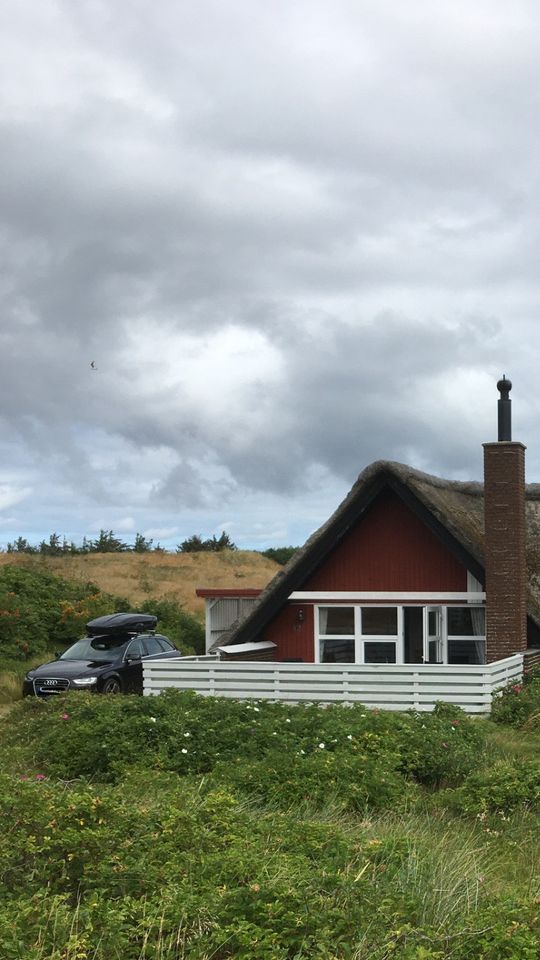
xmin=122 ymin=637 xmax=145 ymax=693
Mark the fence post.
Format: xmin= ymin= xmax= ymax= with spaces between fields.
xmin=413 ymin=671 xmax=420 ymax=711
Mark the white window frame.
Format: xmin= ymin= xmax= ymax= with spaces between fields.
xmin=313 ymin=603 xmax=485 ymax=666
xmin=315 ymin=604 xmax=403 ymax=665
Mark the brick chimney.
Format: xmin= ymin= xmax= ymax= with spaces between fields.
xmin=483 ymin=377 xmax=527 ymax=662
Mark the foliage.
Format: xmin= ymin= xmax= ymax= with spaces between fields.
xmin=5 ymin=530 xmax=162 ymax=554
xmin=0 ymin=695 xmax=540 ymax=958
xmin=177 ymin=531 xmax=238 ymax=552
xmin=0 ymin=565 xmax=127 ymax=660
xmin=491 ymin=668 xmax=540 ymax=728
xmin=139 ymin=597 xmax=205 ymax=654
xmin=446 ymin=758 xmax=540 ymax=816
xmin=4 ymin=693 xmax=485 ymax=791
xmin=260 ymin=545 xmax=299 ymax=565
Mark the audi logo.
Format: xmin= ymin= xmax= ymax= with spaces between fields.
xmin=44 ymin=679 xmax=58 ymax=686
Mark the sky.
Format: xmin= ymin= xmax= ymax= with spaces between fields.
xmin=2 ymin=0 xmax=540 ymax=551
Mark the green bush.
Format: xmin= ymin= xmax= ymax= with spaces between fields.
xmin=0 ymin=565 xmax=127 ymax=660
xmin=139 ymin=597 xmax=204 ymax=654
xmin=5 ymin=692 xmax=486 ymax=797
xmin=491 ymin=670 xmax=540 ymax=727
xmin=447 ymin=758 xmax=540 ymax=816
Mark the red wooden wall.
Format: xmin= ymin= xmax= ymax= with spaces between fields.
xmin=303 ymin=489 xmax=467 ymax=591
xmin=262 ymin=489 xmax=468 ymax=662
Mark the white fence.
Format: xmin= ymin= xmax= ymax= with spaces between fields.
xmin=144 ymin=654 xmax=523 ymax=713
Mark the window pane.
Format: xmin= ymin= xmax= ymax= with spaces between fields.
xmin=361 ymin=607 xmax=397 ymax=636
xmin=144 ymin=637 xmax=163 ymax=656
xmin=448 ymin=639 xmax=485 ymax=665
xmin=364 ymin=642 xmax=396 ymax=664
xmin=447 ymin=607 xmax=485 ymax=637
xmin=320 ymin=638 xmax=355 ymax=663
xmin=319 ymin=607 xmax=354 ymax=635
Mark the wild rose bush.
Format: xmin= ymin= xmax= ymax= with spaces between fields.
xmin=9 ymin=691 xmax=484 ymax=793
xmin=491 ymin=669 xmax=540 ymax=727
xmin=1 ymin=697 xmax=539 ymax=959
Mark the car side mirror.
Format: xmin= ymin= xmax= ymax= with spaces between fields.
xmin=126 ymin=652 xmax=142 ymax=662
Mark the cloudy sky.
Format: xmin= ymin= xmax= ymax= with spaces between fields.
xmin=2 ymin=0 xmax=540 ymax=550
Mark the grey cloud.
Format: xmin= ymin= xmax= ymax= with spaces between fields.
xmin=1 ymin=0 xmax=540 ymax=546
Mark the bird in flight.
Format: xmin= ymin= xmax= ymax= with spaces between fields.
xmin=90 ymin=361 xmax=97 ymax=370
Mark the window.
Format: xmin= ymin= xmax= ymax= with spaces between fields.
xmin=361 ymin=607 xmax=397 ymax=636
xmin=318 ymin=607 xmax=355 ymax=662
xmin=143 ymin=636 xmax=166 ymax=656
xmin=361 ymin=607 xmax=398 ymax=663
xmin=447 ymin=606 xmax=485 ymax=664
xmin=364 ymin=642 xmax=396 ymax=663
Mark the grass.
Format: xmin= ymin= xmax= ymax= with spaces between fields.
xmin=0 ymin=550 xmax=278 ymax=617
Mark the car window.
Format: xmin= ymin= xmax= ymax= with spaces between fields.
xmin=143 ymin=636 xmax=165 ymax=656
xmin=125 ymin=637 xmax=144 ymax=659
xmin=157 ymin=636 xmax=175 ymax=651
xmin=60 ymin=636 xmax=129 ymax=661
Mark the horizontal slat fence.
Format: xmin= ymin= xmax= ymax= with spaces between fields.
xmin=144 ymin=654 xmax=523 ymax=713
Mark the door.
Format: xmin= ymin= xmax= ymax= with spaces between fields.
xmin=424 ymin=606 xmax=443 ymax=664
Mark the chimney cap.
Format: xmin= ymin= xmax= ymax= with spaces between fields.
xmin=497 ymin=376 xmax=512 ymax=397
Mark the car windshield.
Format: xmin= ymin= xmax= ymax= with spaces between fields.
xmin=59 ymin=636 xmax=129 ymax=661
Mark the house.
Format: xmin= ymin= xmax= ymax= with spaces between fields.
xmin=204 ymin=378 xmax=540 ymax=671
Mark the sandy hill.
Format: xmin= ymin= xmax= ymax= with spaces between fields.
xmin=0 ymin=551 xmax=280 ymax=618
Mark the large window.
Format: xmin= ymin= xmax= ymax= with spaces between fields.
xmin=315 ymin=603 xmax=485 ymax=665
xmin=317 ymin=606 xmax=398 ymax=664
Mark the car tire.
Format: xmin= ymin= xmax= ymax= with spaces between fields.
xmin=102 ymin=676 xmax=122 ymax=694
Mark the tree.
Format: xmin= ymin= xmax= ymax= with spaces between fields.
xmin=261 ymin=546 xmax=299 ymax=566
xmin=176 ymin=531 xmax=237 ymax=553
xmin=88 ymin=530 xmax=129 ymax=553
xmin=133 ymin=533 xmax=153 ymax=553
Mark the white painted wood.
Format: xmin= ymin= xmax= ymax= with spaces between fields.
xmin=290 ymin=592 xmax=486 ymax=601
xmin=144 ymin=654 xmax=523 ymax=714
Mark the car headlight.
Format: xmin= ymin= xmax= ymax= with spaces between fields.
xmin=72 ymin=677 xmax=98 ymax=686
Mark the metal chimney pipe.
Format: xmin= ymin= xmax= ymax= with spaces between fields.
xmin=497 ymin=375 xmax=512 ymax=441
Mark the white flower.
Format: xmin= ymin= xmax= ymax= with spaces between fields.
xmin=360 ymin=714 xmax=366 ymax=718
xmin=184 ymin=732 xmax=191 ymax=737
xmin=149 ymin=717 xmax=156 ymax=723
xmin=253 ymin=707 xmax=259 ymax=712
xmin=285 ymin=718 xmax=291 ymax=723
xmin=300 ymin=749 xmax=306 ymax=755
xmin=181 ymin=748 xmax=188 ymax=754
xmin=272 ymin=732 xmax=277 ymax=736
xmin=318 ymin=742 xmax=325 ymax=749
xmin=347 ymin=734 xmax=353 ymax=740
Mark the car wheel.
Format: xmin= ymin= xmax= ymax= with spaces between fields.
xmin=102 ymin=676 xmax=122 ymax=694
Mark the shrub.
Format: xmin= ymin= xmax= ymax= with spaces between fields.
xmin=447 ymin=759 xmax=540 ymax=816
xmin=0 ymin=565 xmax=127 ymax=659
xmin=491 ymin=670 xmax=540 ymax=727
xmin=398 ymin=703 xmax=486 ymax=787
xmin=139 ymin=597 xmax=204 ymax=654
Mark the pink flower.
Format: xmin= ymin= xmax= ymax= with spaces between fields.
xmin=511 ymin=684 xmax=522 ymax=694
xmin=451 ymin=720 xmax=460 ymax=727
xmin=20 ymin=775 xmax=28 ymax=781
xmin=35 ymin=774 xmax=46 ymax=781
xmin=61 ymin=713 xmax=69 ymax=720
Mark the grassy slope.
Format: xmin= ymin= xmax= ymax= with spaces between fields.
xmin=0 ymin=550 xmax=279 ymax=618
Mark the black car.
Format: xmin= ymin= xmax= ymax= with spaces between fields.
xmin=22 ymin=612 xmax=182 ymax=697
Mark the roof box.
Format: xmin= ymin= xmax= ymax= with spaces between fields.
xmin=86 ymin=612 xmax=158 ymax=637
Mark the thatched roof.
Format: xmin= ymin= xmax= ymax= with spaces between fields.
xmin=222 ymin=460 xmax=540 ymax=647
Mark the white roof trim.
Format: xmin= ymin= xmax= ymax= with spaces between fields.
xmin=217 ymin=640 xmax=278 ymax=654
xmin=289 ymin=591 xmax=486 ymax=601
